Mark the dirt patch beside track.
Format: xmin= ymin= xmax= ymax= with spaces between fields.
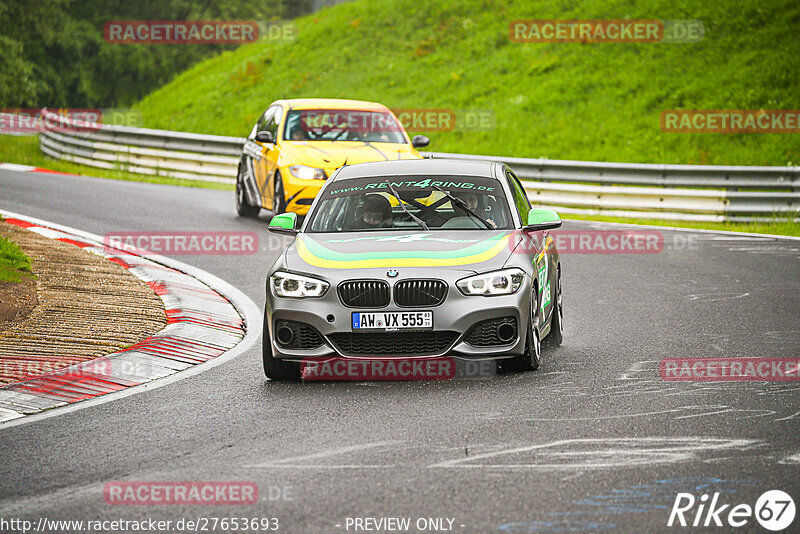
xmin=0 ymin=221 xmax=167 ymax=384
xmin=0 ymin=277 xmax=37 ymax=328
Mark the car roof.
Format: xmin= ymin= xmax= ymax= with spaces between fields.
xmin=332 ymin=158 xmax=500 ymax=181
xmin=272 ymin=98 xmax=390 ymax=111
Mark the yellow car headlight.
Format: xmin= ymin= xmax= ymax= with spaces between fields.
xmin=289 ymin=165 xmax=326 ymax=180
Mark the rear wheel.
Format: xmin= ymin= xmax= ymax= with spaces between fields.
xmin=236 ymin=164 xmax=260 ymax=217
xmin=263 ymin=312 xmax=301 ymax=381
xmin=501 ymin=288 xmax=541 ymax=372
xmin=544 ymin=266 xmax=563 ymax=348
xmin=272 ymin=172 xmax=287 ymax=214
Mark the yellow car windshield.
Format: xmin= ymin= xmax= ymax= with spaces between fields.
xmin=284 ymin=109 xmax=407 ymax=143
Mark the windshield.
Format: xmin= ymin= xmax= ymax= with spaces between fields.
xmin=283 ymin=109 xmax=407 ymax=143
xmin=307 ymin=176 xmax=513 ymax=232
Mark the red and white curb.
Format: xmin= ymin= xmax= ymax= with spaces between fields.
xmin=0 ymin=163 xmax=77 ymax=175
xmin=0 ymin=210 xmax=261 ymax=426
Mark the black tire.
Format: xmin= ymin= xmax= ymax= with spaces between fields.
xmin=263 ymin=312 xmax=301 ymax=381
xmin=236 ymin=164 xmax=260 ymax=217
xmin=501 ymin=288 xmax=541 ymax=372
xmin=543 ymin=266 xmax=563 ymax=348
xmin=272 ymin=172 xmax=287 ymax=215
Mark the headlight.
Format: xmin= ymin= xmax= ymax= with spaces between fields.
xmin=271 ymin=271 xmax=329 ymax=298
xmin=457 ymin=268 xmax=525 ymax=296
xmin=289 ymin=165 xmax=326 ymax=180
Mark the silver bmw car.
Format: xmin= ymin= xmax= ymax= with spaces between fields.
xmin=263 ymin=159 xmax=563 ymax=380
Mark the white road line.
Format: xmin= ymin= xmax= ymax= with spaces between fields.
xmin=0 ymin=163 xmax=36 ymax=172
xmin=604 ymin=379 xmax=656 ymax=389
xmin=710 ymin=236 xmax=769 ymax=241
xmin=774 ymin=410 xmax=800 ymax=422
xmin=619 ymin=360 xmax=660 ymax=380
xmin=760 ymin=386 xmax=800 ymax=395
xmin=257 ymin=465 xmax=392 ymax=469
xmin=250 ymin=440 xmax=401 ymax=468
xmin=0 ymin=407 xmax=24 ymax=423
xmin=429 ymin=437 xmax=756 ymax=469
xmin=674 ymin=408 xmax=735 ymax=420
xmin=518 ymin=408 xmax=688 ymax=421
xmin=779 ymin=453 xmax=800 ymax=464
xmin=686 ymin=292 xmax=750 ymax=302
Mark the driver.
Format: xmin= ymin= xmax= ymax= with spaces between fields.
xmin=454 ymin=192 xmax=480 ymax=212
xmin=453 ymin=191 xmax=496 ymax=228
xmin=290 ymin=127 xmax=307 ymax=141
xmin=357 ymin=195 xmax=393 ymax=229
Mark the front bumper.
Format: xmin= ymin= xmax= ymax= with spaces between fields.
xmin=265 ymin=269 xmax=533 ymax=362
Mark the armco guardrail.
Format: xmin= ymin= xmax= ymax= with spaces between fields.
xmin=423 ymin=151 xmax=800 ymax=190
xmin=37 ymin=108 xmax=242 ymax=184
xmin=424 ymin=152 xmax=799 ymax=222
xmin=9 ymin=109 xmax=799 ymax=221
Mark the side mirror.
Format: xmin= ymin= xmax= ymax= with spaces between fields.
xmin=268 ymin=212 xmax=298 ymax=235
xmin=255 ymin=130 xmax=274 ymax=144
xmin=411 ymin=135 xmax=430 ymax=148
xmin=524 ymin=209 xmax=562 ymax=231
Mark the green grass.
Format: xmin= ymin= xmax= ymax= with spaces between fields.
xmin=0 ymin=235 xmax=33 ymax=283
xmin=133 ymin=0 xmax=799 ymax=166
xmin=0 ymin=135 xmax=232 ymax=190
xmin=566 ymin=214 xmax=800 ymax=237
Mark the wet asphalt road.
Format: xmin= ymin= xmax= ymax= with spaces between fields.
xmin=1 ymin=169 xmax=799 ymax=533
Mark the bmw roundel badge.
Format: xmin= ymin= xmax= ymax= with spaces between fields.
xmin=387 ymin=269 xmax=398 ymax=278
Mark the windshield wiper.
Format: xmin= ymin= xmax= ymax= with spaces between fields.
xmin=431 ymin=184 xmax=495 ymax=229
xmin=385 ymin=181 xmax=429 ymax=230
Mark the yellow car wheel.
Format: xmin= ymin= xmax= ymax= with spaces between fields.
xmin=236 ymin=164 xmax=260 ymax=218
xmin=273 ymin=172 xmax=287 ymax=214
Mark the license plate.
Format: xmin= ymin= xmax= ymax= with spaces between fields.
xmin=352 ymin=311 xmax=433 ymax=331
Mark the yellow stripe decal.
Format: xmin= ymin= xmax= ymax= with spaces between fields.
xmin=298 ymin=235 xmax=511 ymax=269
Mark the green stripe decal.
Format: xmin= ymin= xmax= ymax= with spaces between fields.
xmin=297 ymin=233 xmax=512 ymax=268
xmin=302 ymin=233 xmax=507 ymax=260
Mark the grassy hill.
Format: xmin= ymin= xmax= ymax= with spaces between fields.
xmin=134 ymin=0 xmax=799 ymax=166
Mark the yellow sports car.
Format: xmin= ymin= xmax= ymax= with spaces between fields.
xmin=235 ymin=98 xmax=429 ymax=217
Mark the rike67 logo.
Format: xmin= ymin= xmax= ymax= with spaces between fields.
xmin=668 ymin=490 xmax=795 ymax=531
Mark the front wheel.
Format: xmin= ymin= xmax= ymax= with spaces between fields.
xmin=543 ymin=266 xmax=563 ymax=348
xmin=501 ymin=289 xmax=541 ymax=372
xmin=236 ymin=164 xmax=260 ymax=217
xmin=272 ymin=172 xmax=287 ymax=215
xmin=263 ymin=312 xmax=301 ymax=381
